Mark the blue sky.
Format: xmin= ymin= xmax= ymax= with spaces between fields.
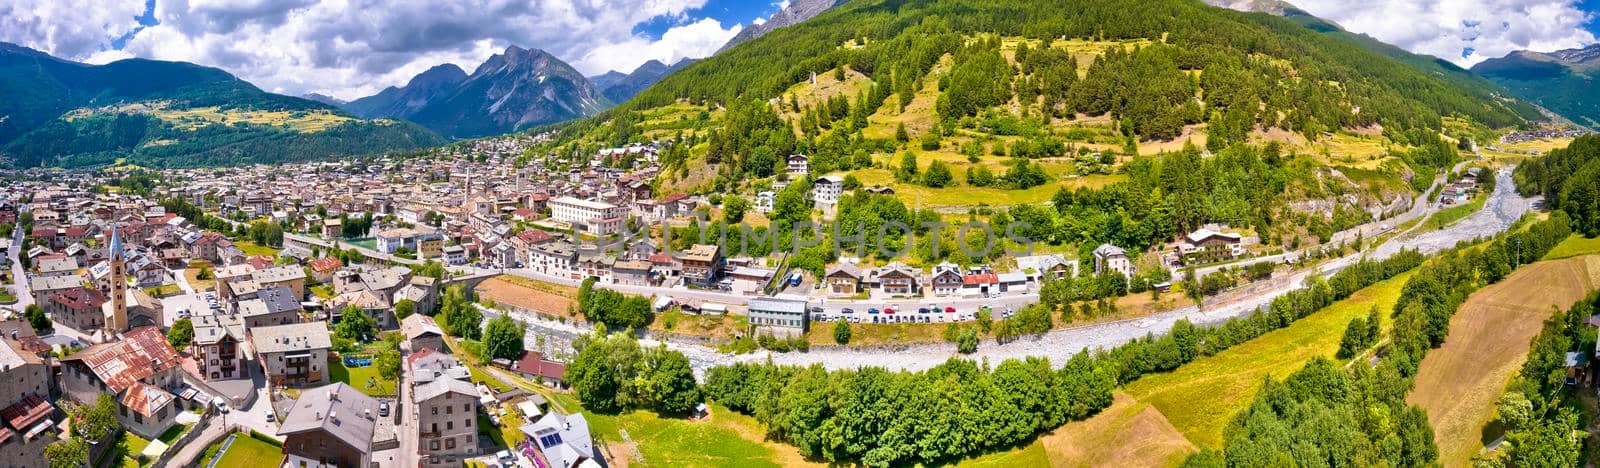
xmin=634 ymin=0 xmax=782 ymax=39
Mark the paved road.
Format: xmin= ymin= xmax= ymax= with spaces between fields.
xmin=5 ymin=222 xmax=30 ymax=311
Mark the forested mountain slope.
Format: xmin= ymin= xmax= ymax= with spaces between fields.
xmin=1473 ymin=45 xmax=1600 ymax=128
xmin=0 ymin=41 xmax=443 ymax=168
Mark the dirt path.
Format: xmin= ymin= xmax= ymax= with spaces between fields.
xmin=1408 ymin=255 xmax=1600 ymax=466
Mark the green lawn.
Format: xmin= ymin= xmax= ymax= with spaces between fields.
xmin=545 ymin=391 xmax=789 ymax=467
xmin=471 ymin=366 xmax=513 ymax=393
xmin=479 ymin=407 xmax=525 ymax=450
xmin=309 ymin=284 xmax=335 ymax=300
xmin=235 ymin=240 xmax=281 ymax=257
xmin=211 ymin=434 xmax=282 ymax=468
xmin=330 ymin=359 xmax=396 ymax=396
xmin=156 ymin=424 xmax=189 ymax=444
xmin=1424 ymin=194 xmax=1486 ymax=230
xmin=118 ymin=432 xmax=150 ymax=468
xmin=1120 ymin=270 xmax=1414 ymax=448
xmin=1543 ymin=234 xmax=1600 ymax=261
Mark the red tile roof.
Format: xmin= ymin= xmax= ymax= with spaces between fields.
xmin=962 ymin=274 xmax=999 ymax=285
xmin=405 ymin=347 xmax=437 ymax=365
xmin=52 ymin=287 xmax=105 ymax=310
xmin=308 ymin=257 xmax=343 ymax=273
xmin=63 ymin=326 xmax=180 ymax=394
xmin=516 ymin=229 xmax=554 ymax=244
xmin=509 ymin=352 xmax=566 ymax=381
xmin=0 ymin=394 xmax=52 ymax=431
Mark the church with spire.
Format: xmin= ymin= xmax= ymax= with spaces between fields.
xmin=102 ymin=227 xmax=129 ymax=339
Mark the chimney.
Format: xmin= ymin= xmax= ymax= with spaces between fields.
xmin=330 ymin=411 xmax=339 ymax=425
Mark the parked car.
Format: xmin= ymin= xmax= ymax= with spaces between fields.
xmin=379 ymin=401 xmax=390 ymax=417
xmin=841 ymin=307 xmax=854 ymax=314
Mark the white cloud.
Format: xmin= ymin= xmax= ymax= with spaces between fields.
xmin=0 ymin=0 xmax=148 ymax=60
xmin=2 ymin=0 xmax=742 ymax=101
xmin=1294 ymin=0 xmax=1597 ymax=66
xmin=574 ymin=18 xmax=741 ymax=76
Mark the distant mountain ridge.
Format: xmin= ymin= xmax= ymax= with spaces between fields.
xmin=345 ymin=64 xmax=468 ymax=121
xmin=1472 ymin=44 xmax=1600 ymax=127
xmin=341 ymin=46 xmax=608 ymax=139
xmin=0 ymin=41 xmax=442 ymax=168
xmin=717 ymin=0 xmax=850 ymax=53
xmin=302 ymin=93 xmax=347 ymax=106
xmin=589 ymin=58 xmax=697 ymax=104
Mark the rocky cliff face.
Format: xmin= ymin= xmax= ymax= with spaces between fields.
xmin=717 ymin=0 xmax=849 ymax=53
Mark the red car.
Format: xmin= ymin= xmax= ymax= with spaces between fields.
xmin=945 ymin=307 xmax=956 ymax=313
xmin=883 ymin=307 xmax=895 ymax=314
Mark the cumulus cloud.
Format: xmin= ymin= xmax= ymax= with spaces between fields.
xmin=575 ymin=18 xmax=741 ymax=75
xmin=0 ymin=0 xmax=148 ymax=60
xmin=1294 ymin=0 xmax=1597 ymax=66
xmin=1 ymin=0 xmax=741 ymax=101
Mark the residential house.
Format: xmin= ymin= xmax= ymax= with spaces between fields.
xmin=825 ymin=264 xmax=862 ymax=295
xmin=307 ymin=257 xmax=344 ymax=283
xmin=726 ymin=266 xmax=775 ymax=295
xmin=253 ymin=265 xmax=307 ymax=299
xmin=59 ymin=327 xmax=183 ymax=439
xmin=442 ymin=245 xmax=467 ymax=265
xmin=501 ymin=352 xmax=567 ymax=388
xmin=252 ymin=322 xmax=332 ymax=387
xmin=279 ymin=383 xmax=380 ymax=468
xmin=929 ymin=262 xmax=964 ymax=296
xmin=869 ymin=263 xmax=920 ymax=296
xmin=812 ymin=175 xmax=843 ymax=208
xmin=1093 ymin=244 xmax=1135 ymax=278
xmin=530 ymin=242 xmax=579 ymax=279
xmin=400 ymin=314 xmax=445 ymax=354
xmin=376 ymin=228 xmax=418 ymax=254
xmin=520 ymin=411 xmax=601 ymax=468
xmin=410 ymin=366 xmax=478 ymax=467
xmin=1015 ymin=254 xmax=1076 ymax=283
xmin=0 ymin=338 xmax=53 ymax=465
xmin=191 ymin=314 xmax=247 ymax=381
xmin=786 ymin=154 xmax=809 ymax=175
xmin=680 ymin=244 xmax=722 ymax=288
xmin=33 ymin=256 xmax=76 ymax=277
xmin=611 ymin=259 xmax=651 ymax=286
xmin=238 ymin=285 xmax=304 ymax=329
xmin=44 ymin=286 xmax=105 ymax=333
xmin=322 ymin=218 xmax=343 ymax=238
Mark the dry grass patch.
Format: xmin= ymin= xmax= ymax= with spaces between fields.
xmin=1032 ymin=392 xmax=1196 ymax=467
xmin=1408 ymin=255 xmax=1600 ymax=466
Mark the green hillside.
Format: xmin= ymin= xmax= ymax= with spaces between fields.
xmin=1472 ymin=47 xmax=1600 ymax=128
xmin=0 ymin=41 xmax=444 ymax=168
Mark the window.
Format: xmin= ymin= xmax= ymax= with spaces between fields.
xmin=429 ymin=440 xmax=439 ymax=451
xmin=446 ymin=405 xmax=452 ymax=414
xmin=445 ymin=438 xmax=455 ymax=450
xmin=463 ymin=403 xmax=469 ymax=412
xmin=431 ymin=407 xmax=437 ymax=415
xmin=447 ymin=421 xmax=453 ymax=430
